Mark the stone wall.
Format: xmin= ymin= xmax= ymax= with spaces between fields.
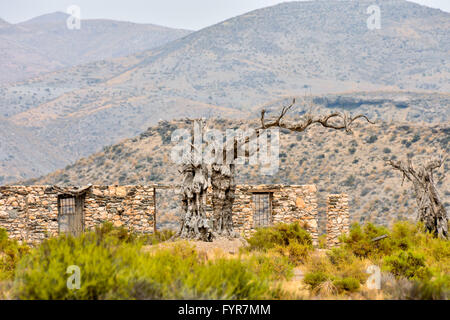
xmin=326 ymin=194 xmax=350 ymax=247
xmin=0 ymin=184 xmax=337 ymax=247
xmin=0 ymin=186 xmax=59 ymax=242
xmin=0 ymin=185 xmax=155 ymax=243
xmin=85 ymin=186 xmax=155 ymax=233
xmin=229 ymin=184 xmax=319 ymax=244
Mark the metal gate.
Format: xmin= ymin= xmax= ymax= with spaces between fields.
xmin=57 ymin=194 xmax=85 ymax=236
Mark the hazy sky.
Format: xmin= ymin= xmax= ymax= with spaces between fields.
xmin=1 ymin=0 xmax=449 ymax=30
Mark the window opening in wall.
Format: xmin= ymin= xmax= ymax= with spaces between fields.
xmin=252 ymin=192 xmax=272 ymax=227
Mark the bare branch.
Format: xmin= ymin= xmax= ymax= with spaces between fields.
xmin=259 ymin=98 xmax=374 ymax=133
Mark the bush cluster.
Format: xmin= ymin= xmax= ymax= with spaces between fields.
xmin=246 ymin=222 xmax=312 ymax=251
xmin=246 ymin=223 xmax=313 ymax=266
xmin=12 ymin=224 xmax=291 ymax=300
xmin=303 ymin=221 xmax=449 ymax=298
xmin=1 ymin=221 xmax=448 ymax=300
xmin=303 ymin=246 xmax=368 ymax=295
xmin=0 ymin=228 xmax=29 ymax=281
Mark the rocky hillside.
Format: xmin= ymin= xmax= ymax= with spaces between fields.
xmin=26 ymin=117 xmax=450 ymax=231
xmin=0 ymin=117 xmax=66 ymax=185
xmin=0 ymin=12 xmax=192 ymax=84
xmin=1 ymin=0 xmax=449 ymax=184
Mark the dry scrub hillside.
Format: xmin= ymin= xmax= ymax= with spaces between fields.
xmin=1 ymin=0 xmax=449 ymax=184
xmin=26 ymin=118 xmax=450 ymax=231
xmin=0 ymin=12 xmax=191 ymax=84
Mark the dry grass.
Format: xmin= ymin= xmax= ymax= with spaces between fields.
xmin=0 ymin=281 xmax=14 ymax=300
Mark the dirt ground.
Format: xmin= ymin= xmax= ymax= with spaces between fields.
xmin=189 ymin=237 xmax=248 ymax=255
xmin=143 ymin=236 xmax=248 ymax=258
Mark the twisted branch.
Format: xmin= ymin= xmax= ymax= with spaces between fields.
xmin=259 ymin=98 xmax=375 ymax=133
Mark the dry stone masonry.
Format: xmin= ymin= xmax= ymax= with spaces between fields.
xmin=326 ymin=194 xmax=350 ymax=247
xmin=229 ymin=185 xmax=319 ymax=244
xmin=0 ymin=184 xmax=349 ymax=247
xmin=0 ymin=185 xmax=155 ymax=242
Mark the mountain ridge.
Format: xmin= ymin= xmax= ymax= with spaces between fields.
xmin=0 ymin=12 xmax=192 ymax=84
xmin=1 ymin=0 xmax=449 ymax=184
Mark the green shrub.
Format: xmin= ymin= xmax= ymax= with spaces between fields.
xmin=304 ymin=271 xmax=330 ymax=289
xmin=140 ymin=229 xmax=175 ymax=244
xmin=242 ymin=252 xmax=293 ymax=282
xmin=0 ymin=228 xmax=29 ymax=281
xmin=327 ymin=246 xmax=355 ymax=266
xmin=383 ymin=250 xmax=432 ymax=281
xmin=92 ymin=222 xmax=138 ymax=243
xmin=332 ymin=277 xmax=360 ymax=293
xmin=414 ymin=273 xmax=450 ymax=300
xmin=303 ymin=221 xmax=449 ymax=298
xmin=389 ymin=222 xmax=450 ymax=275
xmin=382 ymin=272 xmax=449 ymax=300
xmin=192 ymin=259 xmax=272 ymax=299
xmin=271 ymin=241 xmax=312 ymax=265
xmin=134 ymin=247 xmax=278 ymax=299
xmin=340 ymin=223 xmax=392 ymax=258
xmin=286 ymin=241 xmax=311 ymax=265
xmin=366 ymin=135 xmax=378 ymax=144
xmin=304 ymin=271 xmax=360 ymax=293
xmin=12 ymin=228 xmax=284 ymax=300
xmin=14 ymin=232 xmax=137 ymax=299
xmin=91 ymin=222 xmax=174 ymax=245
xmin=388 ymin=221 xmax=416 ymax=250
xmin=318 ymin=234 xmax=327 ymax=249
xmin=247 ymin=223 xmax=312 ymax=251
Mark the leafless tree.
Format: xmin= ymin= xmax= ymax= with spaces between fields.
xmin=386 ymin=155 xmax=448 ymax=238
xmin=175 ymin=120 xmax=213 ymax=241
xmin=176 ymin=99 xmax=374 ymax=241
xmin=174 ymin=119 xmax=242 ymax=240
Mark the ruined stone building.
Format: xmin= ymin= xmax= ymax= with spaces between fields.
xmin=0 ymin=184 xmax=349 ymax=247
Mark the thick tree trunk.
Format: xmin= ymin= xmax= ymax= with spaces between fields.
xmin=176 ymin=163 xmax=213 ymax=241
xmin=388 ymin=158 xmax=448 ymax=239
xmin=418 ymin=179 xmax=448 ymax=238
xmin=210 ymin=163 xmax=237 ymax=238
xmin=176 ymin=120 xmax=239 ymax=241
xmin=175 ymin=120 xmax=213 ymax=241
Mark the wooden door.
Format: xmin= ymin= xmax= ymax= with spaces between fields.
xmin=58 ymin=194 xmax=85 ymax=236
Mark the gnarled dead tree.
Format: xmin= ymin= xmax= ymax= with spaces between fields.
xmin=175 ymin=120 xmax=239 ymax=240
xmin=177 ymin=161 xmax=213 ymax=241
xmin=176 ymin=99 xmax=374 ymax=241
xmin=386 ymin=156 xmax=448 ymax=239
xmin=175 ymin=121 xmax=213 ymax=241
xmin=210 ymin=163 xmax=236 ymax=237
xmin=259 ymin=98 xmax=374 ymax=133
xmin=210 ymin=126 xmax=262 ymax=238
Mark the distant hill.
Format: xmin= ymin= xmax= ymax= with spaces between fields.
xmin=25 ymin=118 xmax=450 ymax=231
xmin=0 ymin=117 xmax=66 ymax=184
xmin=1 ymin=0 xmax=449 ymax=184
xmin=0 ymin=12 xmax=192 ymax=84
xmin=0 ymin=18 xmax=10 ymax=27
